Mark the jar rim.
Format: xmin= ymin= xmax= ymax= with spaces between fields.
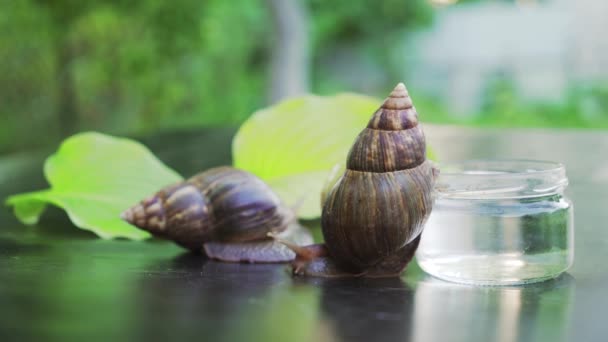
xmin=435 ymin=159 xmax=568 ymax=200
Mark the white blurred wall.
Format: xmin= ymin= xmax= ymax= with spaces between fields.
xmin=405 ymin=0 xmax=608 ymax=116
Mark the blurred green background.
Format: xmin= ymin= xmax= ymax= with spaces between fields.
xmin=2 ymin=0 xmax=607 ymax=155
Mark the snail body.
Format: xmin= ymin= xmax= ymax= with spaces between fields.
xmin=122 ymin=167 xmax=312 ymax=262
xmin=285 ymin=82 xmax=438 ymax=277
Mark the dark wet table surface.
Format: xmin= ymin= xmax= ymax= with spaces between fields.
xmin=1 ymin=126 xmax=607 ymax=342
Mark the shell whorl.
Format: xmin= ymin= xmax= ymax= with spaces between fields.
xmin=121 ymin=181 xmax=212 ymax=250
xmin=347 ymin=82 xmax=426 ymax=173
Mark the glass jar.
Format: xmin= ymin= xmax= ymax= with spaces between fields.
xmin=416 ymin=160 xmax=574 ymax=285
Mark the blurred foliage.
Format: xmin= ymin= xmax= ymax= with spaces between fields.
xmin=0 ymin=0 xmax=432 ymax=155
xmin=415 ymin=81 xmax=608 ymax=129
xmin=1 ymin=0 xmax=273 ymax=153
xmin=1 ymin=0 xmax=606 ymax=156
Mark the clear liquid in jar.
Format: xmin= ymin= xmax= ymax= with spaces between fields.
xmin=416 ymin=197 xmax=573 ymax=285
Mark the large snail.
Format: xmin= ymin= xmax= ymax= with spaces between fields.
xmin=121 ymin=167 xmax=313 ymax=262
xmin=277 ymin=82 xmax=438 ymax=277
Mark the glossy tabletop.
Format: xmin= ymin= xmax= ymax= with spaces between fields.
xmin=1 ymin=126 xmax=607 ymax=342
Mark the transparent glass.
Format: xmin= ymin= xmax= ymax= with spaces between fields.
xmin=417 ymin=160 xmax=574 ymax=285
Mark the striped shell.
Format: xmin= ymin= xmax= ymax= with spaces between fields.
xmin=321 ymin=82 xmax=436 ymax=272
xmin=122 ymin=167 xmax=312 ymax=262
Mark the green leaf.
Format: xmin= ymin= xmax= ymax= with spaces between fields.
xmin=10 ymin=191 xmax=49 ymax=225
xmin=6 ymin=132 xmax=183 ymax=240
xmin=233 ymin=93 xmax=437 ymax=219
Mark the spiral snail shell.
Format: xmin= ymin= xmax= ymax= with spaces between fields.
xmin=282 ymin=82 xmax=438 ymax=277
xmin=121 ymin=167 xmax=313 ymax=263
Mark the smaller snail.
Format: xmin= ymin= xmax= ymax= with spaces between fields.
xmin=122 ymin=167 xmax=312 ymax=263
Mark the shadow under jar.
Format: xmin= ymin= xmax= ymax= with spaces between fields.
xmin=417 ymin=160 xmax=574 ymax=285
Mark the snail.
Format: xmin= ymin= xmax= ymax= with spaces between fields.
xmin=121 ymin=167 xmax=313 ymax=263
xmin=275 ymin=82 xmax=438 ymax=277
